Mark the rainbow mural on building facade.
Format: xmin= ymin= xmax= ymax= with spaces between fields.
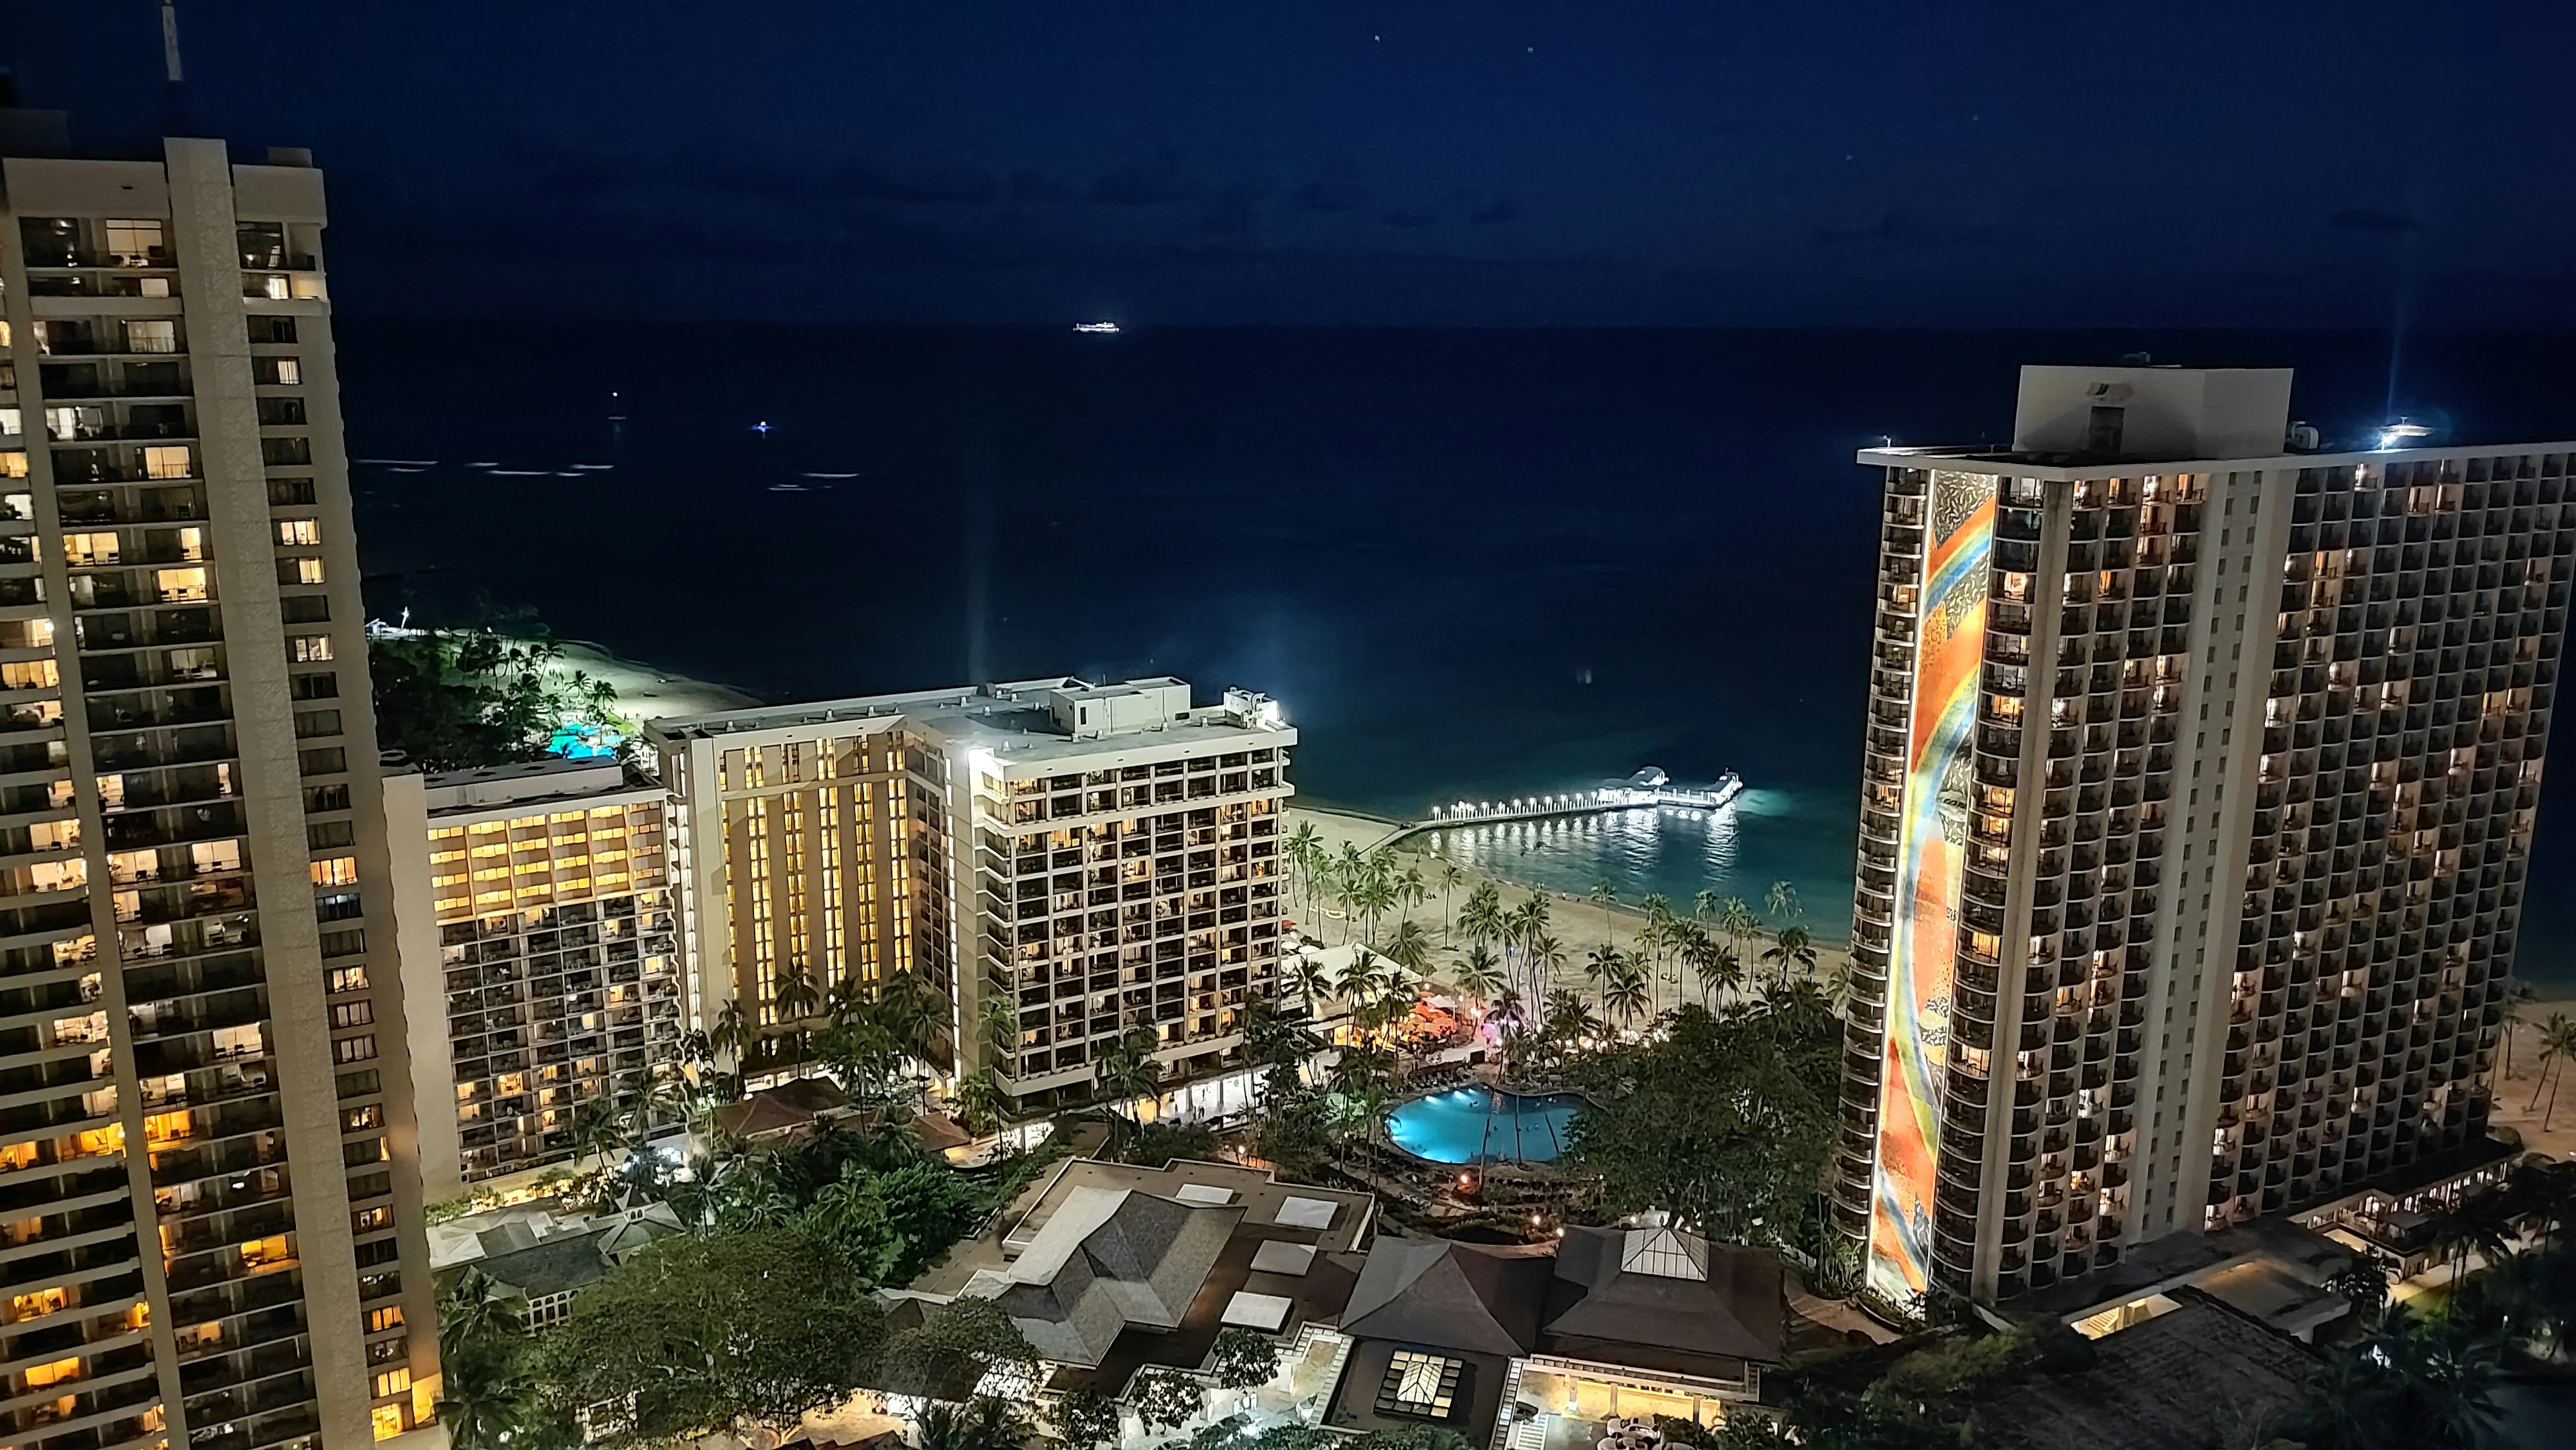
xmin=1866 ymin=469 xmax=1994 ymax=1307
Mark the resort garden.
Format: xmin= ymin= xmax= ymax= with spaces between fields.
xmin=1263 ymin=830 xmax=1849 ymax=1273
xmin=427 ymin=827 xmax=1858 ymax=1447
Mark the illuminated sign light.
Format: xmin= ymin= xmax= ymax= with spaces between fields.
xmin=1865 ymin=469 xmax=1993 ymax=1308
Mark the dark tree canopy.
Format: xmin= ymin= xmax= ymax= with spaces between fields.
xmin=371 ymin=624 xmax=621 ymax=771
xmin=538 ymin=1227 xmax=885 ymax=1446
xmin=1563 ymin=991 xmax=1839 ymax=1245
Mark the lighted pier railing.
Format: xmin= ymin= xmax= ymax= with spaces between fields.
xmin=1410 ymin=771 xmax=1744 ymax=832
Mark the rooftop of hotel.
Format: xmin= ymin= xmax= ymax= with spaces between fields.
xmin=1967 ymin=1295 xmax=2318 ymax=1450
xmin=643 ymin=675 xmax=1293 ymax=765
xmin=396 ymin=755 xmax=658 ymax=818
xmin=1856 ymin=363 xmax=2575 ymax=478
xmin=906 ymin=1158 xmax=1375 ymax=1396
xmin=1855 ymin=437 xmax=2576 ymax=479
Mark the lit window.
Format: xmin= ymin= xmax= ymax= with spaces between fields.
xmin=277 ymin=518 xmax=320 ymax=546
xmin=143 ymin=445 xmax=193 ymax=480
xmin=103 ymin=219 xmax=164 ymax=265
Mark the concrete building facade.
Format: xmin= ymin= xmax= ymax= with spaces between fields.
xmin=1833 ymin=364 xmax=2574 ymax=1311
xmin=648 ymin=677 xmax=1295 ymax=1111
xmin=0 ymin=135 xmax=439 ymax=1445
xmin=383 ymin=758 xmax=680 ymax=1202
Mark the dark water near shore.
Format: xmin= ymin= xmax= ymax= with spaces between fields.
xmin=339 ymin=323 xmax=2576 ymax=979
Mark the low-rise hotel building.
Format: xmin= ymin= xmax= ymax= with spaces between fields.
xmin=383 ymin=758 xmax=682 ymax=1201
xmin=1835 ymin=363 xmax=2574 ymax=1310
xmin=647 ymin=677 xmax=1295 ymax=1111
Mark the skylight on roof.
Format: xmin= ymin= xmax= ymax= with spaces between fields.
xmin=1379 ymin=1351 xmax=1462 ymax=1419
xmin=1620 ymin=1225 xmax=1709 ymax=1281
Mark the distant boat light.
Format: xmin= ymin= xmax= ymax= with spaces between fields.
xmin=1073 ymin=321 xmax=1122 ymax=334
xmin=2376 ymin=419 xmax=2432 ymax=451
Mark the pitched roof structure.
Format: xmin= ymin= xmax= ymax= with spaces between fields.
xmin=478 ymin=1227 xmax=613 ymax=1299
xmin=1542 ymin=1225 xmax=1785 ymax=1372
xmin=1338 ymin=1237 xmax=1554 ymax=1357
xmin=961 ymin=1187 xmax=1242 ymax=1368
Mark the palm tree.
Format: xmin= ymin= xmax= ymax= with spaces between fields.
xmin=1525 ymin=930 xmax=1565 ymax=1005
xmin=825 ymin=974 xmax=870 ymax=1028
xmin=1589 ymin=879 xmax=1620 ymax=946
xmin=1397 ymin=864 xmax=1428 ymax=924
xmin=1383 ymin=919 xmax=1434 ymax=981
xmin=1459 ymin=881 xmax=1506 ymax=950
xmin=436 ymin=1266 xmax=517 ymax=1361
xmin=1684 ymin=929 xmax=1743 ymax=1008
xmin=1693 ymin=888 xmax=1720 ymax=930
xmin=1542 ymin=989 xmax=1600 ymax=1057
xmin=955 ymin=1068 xmax=1006 ymax=1135
xmin=1287 ymin=821 xmax=1322 ymax=911
xmin=2530 ymin=1011 xmax=2575 ymax=1112
xmin=1640 ymin=895 xmax=1674 ymax=1011
xmin=570 ymin=1093 xmax=629 ymax=1174
xmin=977 ymin=991 xmax=1020 ymax=1064
xmin=1718 ymin=896 xmax=1761 ymax=960
xmin=1766 ymin=879 xmax=1803 ymax=926
xmin=1355 ymin=873 xmax=1401 ymax=944
xmin=914 ymin=1396 xmax=1034 ymax=1450
xmin=772 ymin=962 xmax=823 ymax=1068
xmin=1582 ymin=944 xmax=1622 ymax=1017
xmin=2544 ymin=1017 xmax=2576 ymax=1129
xmin=1094 ymin=1025 xmax=1165 ymax=1153
xmin=1293 ymin=954 xmax=1330 ymax=1018
xmin=1603 ymin=959 xmax=1650 ymax=1031
xmin=1438 ymin=861 xmax=1466 ymax=936
xmin=708 ymin=999 xmax=750 ymax=1086
xmin=1450 ymin=943 xmax=1505 ymax=1015
xmin=1342 ymin=945 xmax=1395 ymax=1009
xmin=1763 ymin=924 xmax=1819 ymax=989
xmin=877 ymin=969 xmax=943 ymax=1062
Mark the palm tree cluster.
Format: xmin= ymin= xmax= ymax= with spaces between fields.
xmin=2281 ymin=1159 xmax=2576 ymax=1449
xmin=692 ymin=965 xmax=947 ymax=1109
xmin=1283 ymin=824 xmax=1429 ymax=944
xmin=2521 ymin=1009 xmax=2576 ymax=1129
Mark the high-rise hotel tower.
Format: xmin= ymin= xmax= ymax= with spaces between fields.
xmin=649 ymin=677 xmax=1295 ymax=1113
xmin=0 ymin=129 xmax=439 ymax=1444
xmin=1834 ymin=365 xmax=2573 ymax=1310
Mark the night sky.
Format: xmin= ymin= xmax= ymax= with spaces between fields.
xmin=8 ymin=3 xmax=2573 ymax=328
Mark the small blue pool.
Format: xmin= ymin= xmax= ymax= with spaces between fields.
xmin=1386 ymin=1087 xmax=1582 ymax=1164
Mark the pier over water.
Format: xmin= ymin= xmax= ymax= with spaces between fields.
xmin=1390 ymin=767 xmax=1745 ymax=842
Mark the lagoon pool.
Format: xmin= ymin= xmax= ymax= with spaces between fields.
xmin=1385 ymin=1087 xmax=1582 ymax=1165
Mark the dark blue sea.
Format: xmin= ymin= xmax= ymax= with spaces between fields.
xmin=340 ymin=324 xmax=2576 ymax=981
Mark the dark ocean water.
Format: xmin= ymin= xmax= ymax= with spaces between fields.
xmin=339 ymin=324 xmax=2576 ymax=979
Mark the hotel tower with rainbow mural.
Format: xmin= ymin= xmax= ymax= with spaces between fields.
xmin=1831 ymin=364 xmax=2576 ymax=1313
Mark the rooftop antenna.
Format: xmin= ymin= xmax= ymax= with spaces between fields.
xmin=159 ymin=0 xmax=189 ymax=133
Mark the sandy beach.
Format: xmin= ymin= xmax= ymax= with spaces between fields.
xmin=2489 ymin=984 xmax=2576 ymax=1163
xmin=1288 ymin=803 xmax=1851 ymax=1005
xmin=547 ymin=639 xmax=764 ymax=722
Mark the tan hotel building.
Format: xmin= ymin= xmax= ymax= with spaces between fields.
xmin=0 ymin=130 xmax=439 ymax=1445
xmin=384 ymin=758 xmax=680 ymax=1201
xmin=1835 ymin=364 xmax=2573 ymax=1310
xmin=647 ymin=678 xmax=1295 ymax=1110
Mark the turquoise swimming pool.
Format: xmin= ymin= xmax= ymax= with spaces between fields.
xmin=1385 ymin=1086 xmax=1582 ymax=1164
